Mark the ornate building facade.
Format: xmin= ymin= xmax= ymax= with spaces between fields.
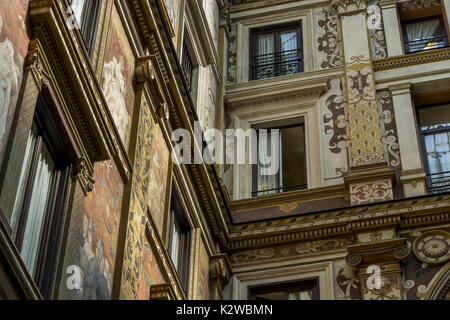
xmin=0 ymin=0 xmax=449 ymax=300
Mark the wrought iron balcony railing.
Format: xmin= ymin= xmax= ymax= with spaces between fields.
xmin=405 ymin=35 xmax=449 ymax=54
xmin=427 ymin=170 xmax=450 ymax=194
xmin=252 ymin=49 xmax=303 ymax=80
xmin=252 ymin=183 xmax=307 ymax=197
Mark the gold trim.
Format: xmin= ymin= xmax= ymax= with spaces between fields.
xmin=374 ymin=48 xmax=450 ymax=71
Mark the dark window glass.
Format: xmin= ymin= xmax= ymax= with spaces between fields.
xmin=251 ymin=22 xmax=303 ymax=80
xmin=0 ymin=95 xmax=72 ymax=299
xmin=403 ymin=16 xmax=449 ymax=54
xmin=69 ymin=0 xmax=101 ymax=55
xmin=252 ymin=121 xmax=307 ymax=197
xmin=418 ymin=104 xmax=450 ymax=193
xmin=168 ymin=183 xmax=191 ymax=292
xmin=249 ymin=279 xmax=319 ymax=300
xmin=181 ymin=42 xmax=194 ymax=92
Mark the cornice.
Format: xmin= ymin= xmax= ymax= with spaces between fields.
xmin=226 ymin=194 xmax=450 ymax=251
xmin=232 ymin=184 xmax=349 ymax=212
xmin=226 ymin=67 xmax=343 ymax=110
xmin=373 ymin=47 xmax=450 ymax=71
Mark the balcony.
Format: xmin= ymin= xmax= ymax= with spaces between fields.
xmin=427 ymin=170 xmax=450 ymax=194
xmin=405 ymin=35 xmax=449 ymax=54
xmin=251 ymin=49 xmax=303 ymax=80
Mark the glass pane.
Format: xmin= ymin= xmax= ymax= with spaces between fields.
xmin=280 ymin=31 xmax=297 ymax=53
xmin=257 ymin=34 xmax=275 ymax=56
xmin=424 ymin=132 xmax=450 ymax=190
xmin=281 ymin=126 xmax=306 ymax=191
xmin=406 ymin=18 xmax=445 ymax=52
xmin=280 ymin=31 xmax=299 ymax=75
xmin=9 ymin=123 xmax=38 ymax=235
xmin=255 ymin=34 xmax=275 ymax=79
xmin=170 ymin=218 xmax=181 ymax=271
xmin=288 ymin=291 xmax=313 ymax=300
xmin=418 ymin=105 xmax=450 ymax=131
xmin=70 ymin=0 xmax=87 ymax=27
xmin=20 ymin=140 xmax=55 ymax=276
xmin=257 ymin=131 xmax=280 ymax=196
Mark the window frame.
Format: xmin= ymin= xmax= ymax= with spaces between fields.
xmin=248 ymin=278 xmax=320 ymax=301
xmin=416 ymin=103 xmax=450 ymax=193
xmin=69 ymin=0 xmax=101 ymax=56
xmin=167 ymin=182 xmax=192 ymax=293
xmin=251 ymin=123 xmax=307 ymax=197
xmin=401 ymin=14 xmax=449 ymax=54
xmin=12 ymin=93 xmax=73 ymax=299
xmin=250 ymin=21 xmax=303 ymax=81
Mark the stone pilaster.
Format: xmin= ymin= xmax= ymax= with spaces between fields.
xmin=332 ymin=0 xmax=395 ymax=205
xmin=389 ymin=83 xmax=427 ymax=197
xmin=346 ymin=237 xmax=410 ymax=300
xmin=380 ymin=0 xmax=404 ymax=57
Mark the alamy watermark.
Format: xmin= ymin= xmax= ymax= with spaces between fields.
xmin=366 ymin=265 xmax=383 ymax=290
xmin=171 ymin=122 xmax=280 ymax=176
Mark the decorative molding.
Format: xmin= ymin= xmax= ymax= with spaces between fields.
xmin=150 ymin=283 xmax=177 ymax=300
xmin=72 ymin=158 xmax=95 ymax=195
xmin=373 ymin=47 xmax=450 ymax=71
xmin=331 ymin=0 xmax=368 ymax=14
xmin=345 ymin=239 xmax=410 ymax=267
xmin=413 ymin=230 xmax=450 ymax=265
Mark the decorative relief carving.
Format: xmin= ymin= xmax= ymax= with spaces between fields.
xmin=413 ymin=231 xmax=450 ymax=265
xmin=378 ymin=91 xmax=401 ymax=168
xmin=316 ymin=8 xmax=342 ymax=69
xmin=73 ymin=158 xmax=95 ymax=195
xmin=350 ymin=179 xmax=393 ymax=204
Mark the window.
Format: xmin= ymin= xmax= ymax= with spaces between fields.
xmin=251 ymin=22 xmax=303 ymax=80
xmin=417 ymin=104 xmax=450 ymax=193
xmin=168 ymin=183 xmax=191 ymax=292
xmin=252 ymin=118 xmax=307 ymax=197
xmin=181 ymin=41 xmax=194 ymax=93
xmin=69 ymin=0 xmax=101 ymax=55
xmin=249 ymin=279 xmax=319 ymax=300
xmin=0 ymin=94 xmax=72 ymax=298
xmin=402 ymin=15 xmax=449 ymax=54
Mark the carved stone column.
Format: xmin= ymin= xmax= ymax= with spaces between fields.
xmin=346 ymin=238 xmax=410 ymax=300
xmin=332 ymin=0 xmax=395 ymax=205
xmin=380 ymin=0 xmax=404 ymax=57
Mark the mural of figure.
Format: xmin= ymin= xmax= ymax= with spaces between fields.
xmin=0 ymin=37 xmax=20 ymax=143
xmin=102 ymin=57 xmax=129 ymax=143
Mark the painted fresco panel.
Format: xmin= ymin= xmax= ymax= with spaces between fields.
xmin=0 ymin=0 xmax=30 ymax=165
xmin=58 ymin=161 xmax=124 ymax=300
xmin=148 ymin=123 xmax=170 ymax=236
xmin=197 ymin=240 xmax=209 ymax=300
xmin=103 ymin=5 xmax=135 ymax=149
xmin=138 ymin=240 xmax=165 ymax=300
